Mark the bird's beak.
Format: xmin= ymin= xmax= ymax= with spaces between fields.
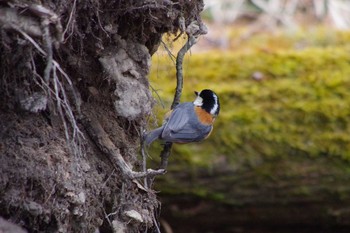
xmin=194 ymin=91 xmax=199 ymax=96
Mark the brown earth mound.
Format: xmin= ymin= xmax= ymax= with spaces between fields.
xmin=0 ymin=0 xmax=204 ymax=232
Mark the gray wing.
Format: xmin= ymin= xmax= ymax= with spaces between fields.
xmin=161 ymin=104 xmax=212 ymax=143
xmin=161 ymin=106 xmax=189 ymax=140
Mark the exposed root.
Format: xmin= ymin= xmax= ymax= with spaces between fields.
xmin=62 ymin=0 xmax=77 ymax=42
xmin=1 ymin=3 xmax=83 ymax=155
xmin=82 ymin=114 xmax=166 ymax=180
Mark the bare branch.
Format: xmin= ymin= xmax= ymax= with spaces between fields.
xmin=140 ymin=128 xmax=149 ymax=188
xmin=159 ymin=34 xmax=197 ymax=170
xmin=159 ymin=142 xmax=172 ymax=170
xmin=157 ymin=20 xmax=206 ymax=171
xmin=171 ymin=35 xmax=196 ymax=109
xmin=82 ymin=114 xmax=165 ymax=180
xmin=160 ymin=40 xmax=176 ymax=66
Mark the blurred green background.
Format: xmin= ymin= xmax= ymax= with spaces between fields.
xmin=147 ymin=1 xmax=350 ymax=232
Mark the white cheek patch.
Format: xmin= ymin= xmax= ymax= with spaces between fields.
xmin=210 ymin=94 xmax=219 ymax=115
xmin=193 ymin=96 xmax=203 ymax=106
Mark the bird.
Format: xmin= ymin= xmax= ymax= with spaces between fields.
xmin=144 ymin=89 xmax=220 ymax=145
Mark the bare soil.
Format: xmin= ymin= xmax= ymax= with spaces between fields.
xmin=0 ymin=0 xmax=204 ymax=232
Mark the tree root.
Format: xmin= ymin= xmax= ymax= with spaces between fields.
xmin=0 ymin=4 xmax=62 ymax=42
xmin=82 ymin=114 xmax=166 ymax=180
xmin=0 ymin=3 xmax=82 ymax=155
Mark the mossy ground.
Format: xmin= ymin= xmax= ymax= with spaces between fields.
xmin=147 ymin=28 xmax=350 ymax=206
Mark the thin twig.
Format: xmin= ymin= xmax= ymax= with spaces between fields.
xmin=15 ymin=23 xmax=84 ymax=158
xmin=43 ymin=184 xmax=57 ymax=205
xmin=171 ymin=35 xmax=196 ymax=109
xmin=159 ymin=142 xmax=172 ymax=170
xmin=62 ymin=0 xmax=77 ymax=42
xmin=172 ymin=31 xmax=184 ymax=42
xmin=15 ymin=24 xmax=83 ymax=139
xmin=14 ymin=24 xmax=73 ymax=87
xmin=42 ymin=19 xmax=53 ymax=83
xmin=159 ymin=34 xmax=197 ymax=170
xmin=160 ymin=40 xmax=176 ymax=66
xmin=140 ymin=126 xmax=148 ymax=188
xmin=150 ymin=84 xmax=165 ymax=109
xmin=153 ymin=216 xmax=162 ymax=233
xmin=102 ymin=208 xmax=113 ymax=227
xmin=15 ymin=26 xmax=46 ymax=54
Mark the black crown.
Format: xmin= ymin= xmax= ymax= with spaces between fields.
xmin=200 ymin=89 xmax=220 ymax=116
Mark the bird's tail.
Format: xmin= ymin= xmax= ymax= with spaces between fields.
xmin=143 ymin=127 xmax=163 ymax=146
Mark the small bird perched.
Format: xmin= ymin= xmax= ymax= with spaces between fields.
xmin=144 ymin=89 xmax=220 ymax=145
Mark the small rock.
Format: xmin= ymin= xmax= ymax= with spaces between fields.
xmin=72 ymin=207 xmax=83 ymax=216
xmin=124 ymin=210 xmax=143 ymax=223
xmin=0 ymin=217 xmax=27 ymax=233
xmin=65 ymin=191 xmax=86 ymax=205
xmin=77 ymin=192 xmax=86 ymax=205
xmin=24 ymin=201 xmax=43 ymax=216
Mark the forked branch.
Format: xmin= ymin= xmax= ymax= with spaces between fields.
xmin=159 ymin=20 xmax=207 ymax=170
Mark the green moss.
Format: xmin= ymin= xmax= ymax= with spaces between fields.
xmin=150 ymin=44 xmax=350 ymax=163
xmin=148 ymin=29 xmax=350 ymax=205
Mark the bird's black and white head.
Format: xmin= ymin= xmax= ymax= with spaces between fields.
xmin=193 ymin=89 xmax=220 ymax=116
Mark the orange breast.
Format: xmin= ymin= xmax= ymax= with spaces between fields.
xmin=195 ymin=107 xmax=215 ymax=125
